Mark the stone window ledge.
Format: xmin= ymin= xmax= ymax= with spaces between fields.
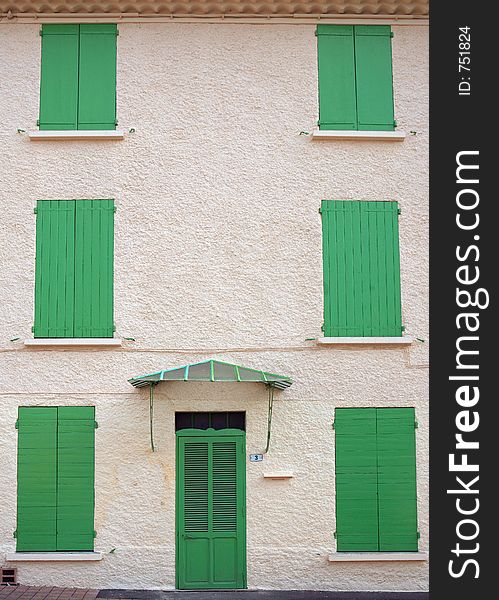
xmin=328 ymin=552 xmax=428 ymax=562
xmin=317 ymin=337 xmax=413 ymax=345
xmin=6 ymin=552 xmax=103 ymax=562
xmin=312 ymin=130 xmax=406 ymax=141
xmin=28 ymin=130 xmax=125 ymax=141
xmin=24 ymin=338 xmax=123 ymax=347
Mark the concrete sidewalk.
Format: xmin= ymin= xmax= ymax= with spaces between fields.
xmin=0 ymin=588 xmax=429 ymax=600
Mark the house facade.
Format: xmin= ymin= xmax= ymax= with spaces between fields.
xmin=0 ymin=0 xmax=429 ymax=593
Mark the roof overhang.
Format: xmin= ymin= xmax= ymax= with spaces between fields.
xmin=0 ymin=1 xmax=429 ymax=24
xmin=129 ymin=359 xmax=293 ymax=390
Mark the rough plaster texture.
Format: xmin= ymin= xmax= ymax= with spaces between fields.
xmin=0 ymin=23 xmax=429 ymax=591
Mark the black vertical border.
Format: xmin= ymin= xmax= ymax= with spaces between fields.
xmin=430 ymin=2 xmax=493 ymax=598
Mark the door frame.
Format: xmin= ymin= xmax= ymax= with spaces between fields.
xmin=175 ymin=427 xmax=247 ymax=590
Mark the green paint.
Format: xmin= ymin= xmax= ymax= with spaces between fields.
xmin=176 ymin=429 xmax=246 ymax=590
xmin=39 ymin=24 xmax=116 ymax=131
xmin=16 ymin=407 xmax=95 ymax=552
xmin=335 ymin=408 xmax=418 ymax=552
xmin=321 ymin=200 xmax=402 ymax=337
xmin=34 ymin=200 xmax=114 ymax=339
xmin=317 ymin=25 xmax=394 ymax=131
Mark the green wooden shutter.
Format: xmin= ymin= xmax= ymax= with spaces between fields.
xmin=34 ymin=200 xmax=76 ymax=338
xmin=376 ymin=409 xmax=418 ymax=551
xmin=74 ymin=200 xmax=115 ymax=337
xmin=177 ymin=430 xmax=246 ymax=590
xmin=78 ymin=24 xmax=117 ymax=130
xmin=57 ymin=407 xmax=95 ymax=551
xmin=16 ymin=407 xmax=57 ymax=551
xmin=39 ymin=25 xmax=79 ymax=130
xmin=354 ymin=26 xmax=395 ymax=131
xmin=321 ymin=200 xmax=402 ymax=337
xmin=335 ymin=409 xmax=379 ymax=551
xmin=317 ymin=25 xmax=357 ymax=130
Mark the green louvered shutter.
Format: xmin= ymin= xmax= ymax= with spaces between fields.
xmin=34 ymin=200 xmax=76 ymax=338
xmin=354 ymin=26 xmax=395 ymax=131
xmin=177 ymin=430 xmax=246 ymax=590
xmin=376 ymin=409 xmax=418 ymax=551
xmin=321 ymin=200 xmax=402 ymax=337
xmin=16 ymin=408 xmax=57 ymax=551
xmin=335 ymin=409 xmax=378 ymax=551
xmin=317 ymin=25 xmax=357 ymax=130
xmin=57 ymin=407 xmax=95 ymax=551
xmin=39 ymin=25 xmax=79 ymax=130
xmin=78 ymin=24 xmax=117 ymax=130
xmin=74 ymin=200 xmax=115 ymax=337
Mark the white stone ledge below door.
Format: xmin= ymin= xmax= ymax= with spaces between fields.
xmin=6 ymin=552 xmax=103 ymax=562
xmin=328 ymin=552 xmax=428 ymax=562
xmin=24 ymin=338 xmax=123 ymax=347
xmin=317 ymin=337 xmax=413 ymax=345
xmin=28 ymin=130 xmax=125 ymax=141
xmin=312 ymin=129 xmax=406 ymax=141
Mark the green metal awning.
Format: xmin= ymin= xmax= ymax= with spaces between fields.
xmin=128 ymin=359 xmax=293 ymax=390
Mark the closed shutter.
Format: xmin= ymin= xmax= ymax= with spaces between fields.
xmin=39 ymin=25 xmax=79 ymax=130
xmin=78 ymin=25 xmax=117 ymax=130
xmin=321 ymin=200 xmax=402 ymax=337
xmin=317 ymin=25 xmax=357 ymax=130
xmin=16 ymin=408 xmax=58 ymax=551
xmin=34 ymin=200 xmax=75 ymax=338
xmin=335 ymin=408 xmax=418 ymax=552
xmin=335 ymin=409 xmax=379 ymax=551
xmin=57 ymin=407 xmax=95 ymax=551
xmin=34 ymin=200 xmax=114 ymax=338
xmin=354 ymin=26 xmax=394 ymax=131
xmin=377 ymin=408 xmax=418 ymax=551
xmin=74 ymin=200 xmax=115 ymax=337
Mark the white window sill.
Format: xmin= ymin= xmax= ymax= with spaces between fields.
xmin=24 ymin=338 xmax=123 ymax=347
xmin=317 ymin=337 xmax=413 ymax=345
xmin=312 ymin=130 xmax=406 ymax=141
xmin=28 ymin=130 xmax=125 ymax=141
xmin=6 ymin=552 xmax=103 ymax=562
xmin=328 ymin=552 xmax=428 ymax=562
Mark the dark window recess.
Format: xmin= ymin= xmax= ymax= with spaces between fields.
xmin=175 ymin=412 xmax=245 ymax=432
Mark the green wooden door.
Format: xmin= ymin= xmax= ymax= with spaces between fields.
xmin=176 ymin=429 xmax=246 ymax=590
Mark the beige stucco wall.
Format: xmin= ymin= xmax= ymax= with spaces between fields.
xmin=0 ymin=23 xmax=429 ymax=591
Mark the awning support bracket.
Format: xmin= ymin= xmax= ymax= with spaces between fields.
xmin=149 ymin=383 xmax=156 ymax=452
xmin=263 ymin=385 xmax=274 ymax=454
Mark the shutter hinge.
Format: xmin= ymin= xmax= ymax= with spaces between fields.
xmin=319 ymin=207 xmax=323 ymax=214
xmin=114 ymin=206 xmax=117 ymax=213
xmin=31 ymin=325 xmax=35 ymax=333
xmin=39 ymin=28 xmax=42 ymax=36
xmin=94 ymin=530 xmax=97 ymax=538
xmin=15 ymin=419 xmax=19 ymax=430
xmin=415 ymin=420 xmax=419 ymax=429
xmin=116 ymin=30 xmax=119 ymax=36
xmin=113 ymin=324 xmax=116 ymax=333
xmin=333 ymin=531 xmax=337 ymax=539
xmin=393 ymin=119 xmax=398 ymax=128
xmin=417 ymin=531 xmax=421 ymax=539
xmin=397 ymin=208 xmax=401 ymax=215
xmin=115 ymin=119 xmax=119 ymax=126
xmin=331 ymin=421 xmax=335 ymax=430
xmin=13 ymin=530 xmax=17 ymax=539
xmin=34 ymin=207 xmax=37 ymax=214
xmin=36 ymin=119 xmax=40 ymax=126
xmin=401 ymin=325 xmax=406 ymax=332
xmin=321 ymin=324 xmax=324 ymax=332
xmin=94 ymin=421 xmax=99 ymax=429
xmin=391 ymin=31 xmax=394 ymax=38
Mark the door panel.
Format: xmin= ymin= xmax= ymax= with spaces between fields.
xmin=176 ymin=429 xmax=246 ymax=590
